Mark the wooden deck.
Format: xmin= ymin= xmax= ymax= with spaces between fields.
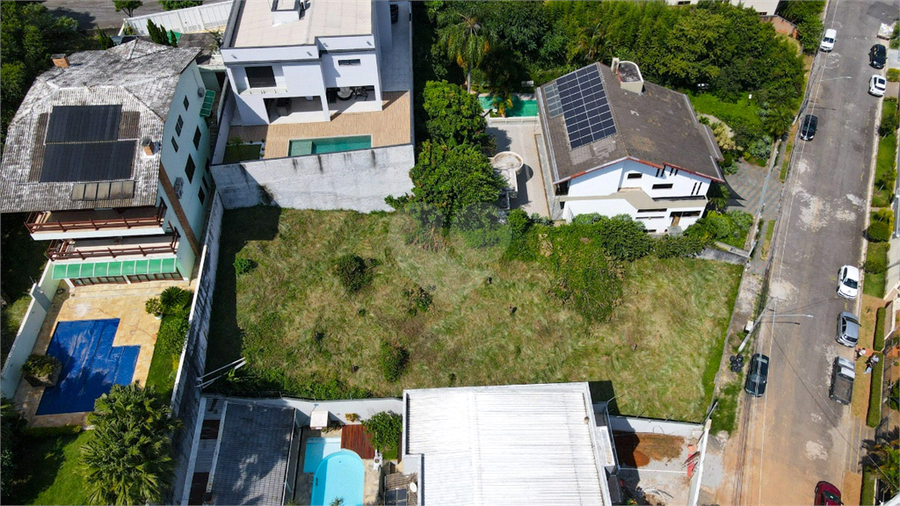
xmin=340 ymin=424 xmax=375 ymax=459
xmin=229 ymin=91 xmax=411 ymax=160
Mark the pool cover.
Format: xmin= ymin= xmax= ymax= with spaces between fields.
xmin=36 ymin=319 xmax=139 ymax=415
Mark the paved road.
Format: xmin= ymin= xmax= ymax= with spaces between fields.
xmin=737 ymin=1 xmax=899 ymax=504
xmin=43 ymin=0 xmax=167 ymax=31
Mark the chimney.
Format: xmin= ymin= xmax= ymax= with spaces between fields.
xmin=51 ymin=54 xmax=69 ymax=69
xmin=611 ymin=57 xmax=620 ymax=74
xmin=615 ymin=60 xmax=644 ymax=95
xmin=141 ymin=137 xmax=155 ymax=156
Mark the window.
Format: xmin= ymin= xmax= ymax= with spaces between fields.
xmin=652 ymin=183 xmax=674 ymax=190
xmin=183 ymin=96 xmax=190 ymax=110
xmin=175 ymin=116 xmax=184 ymax=136
xmin=626 ymin=173 xmax=642 ymax=179
xmin=338 ymin=59 xmax=361 ymax=66
xmin=171 ymin=137 xmax=179 ymax=152
xmin=185 ymin=155 xmax=195 ymax=183
xmin=193 ymin=127 xmax=202 ymax=149
xmin=246 ymin=66 xmax=276 ymax=88
xmin=198 ymin=187 xmax=206 ymax=205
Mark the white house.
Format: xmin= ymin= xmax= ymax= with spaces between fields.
xmin=537 ymin=61 xmax=724 ymax=233
xmin=220 ymin=0 xmax=404 ymax=126
xmin=0 ymin=40 xmax=214 ymax=285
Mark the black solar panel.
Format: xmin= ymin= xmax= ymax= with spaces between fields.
xmin=40 ymin=141 xmax=135 ymax=182
xmin=46 ymin=105 xmax=122 ymax=143
xmin=544 ymin=83 xmax=563 ymax=117
xmin=556 ymin=66 xmax=617 ymax=149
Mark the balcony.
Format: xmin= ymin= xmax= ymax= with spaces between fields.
xmin=47 ymin=232 xmax=179 ymax=261
xmin=26 ymin=206 xmax=166 ymax=240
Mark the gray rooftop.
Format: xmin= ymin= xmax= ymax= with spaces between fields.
xmin=225 ymin=0 xmax=372 ymax=49
xmin=209 ymin=401 xmax=296 ymax=505
xmin=0 ymin=40 xmax=200 ymax=213
xmin=539 ymin=63 xmax=724 ymax=184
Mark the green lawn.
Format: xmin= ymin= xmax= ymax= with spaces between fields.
xmin=11 ymin=431 xmax=91 ymax=505
xmin=873 ymin=133 xmax=897 ymax=208
xmin=207 ymin=208 xmax=743 ymax=421
xmin=688 ymin=93 xmax=764 ymax=134
xmin=864 ymin=242 xmax=888 ymax=298
xmin=223 ymin=144 xmax=262 ymax=164
xmin=1 ymin=213 xmax=48 ymax=364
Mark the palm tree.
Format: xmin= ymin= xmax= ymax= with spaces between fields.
xmin=81 ymin=384 xmax=182 ymax=505
xmin=437 ymin=12 xmax=492 ymax=93
xmin=571 ymin=21 xmax=614 ymax=65
xmin=866 ymin=436 xmax=899 ymax=495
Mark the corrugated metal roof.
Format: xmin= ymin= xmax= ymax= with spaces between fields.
xmin=405 ymin=383 xmax=612 ymax=506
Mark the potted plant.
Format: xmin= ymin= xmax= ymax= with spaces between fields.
xmin=22 ymin=354 xmax=62 ymax=388
xmin=145 ymin=297 xmax=163 ymax=319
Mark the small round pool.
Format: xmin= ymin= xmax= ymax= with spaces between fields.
xmin=311 ymin=449 xmax=364 ymax=506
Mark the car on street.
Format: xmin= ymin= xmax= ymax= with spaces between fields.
xmin=836 ymin=311 xmax=860 ymax=347
xmin=837 ymin=265 xmax=859 ymax=299
xmin=744 ymin=353 xmax=770 ymax=397
xmin=814 ymin=481 xmax=842 ymax=505
xmin=820 ymin=29 xmax=836 ymax=51
xmin=829 ymin=356 xmax=855 ymax=405
xmin=869 ymin=44 xmax=887 ymax=69
xmin=800 ymin=114 xmax=818 ymax=141
xmin=869 ymin=74 xmax=887 ymax=97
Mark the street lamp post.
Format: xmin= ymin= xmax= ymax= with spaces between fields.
xmin=737 ymin=309 xmax=814 ymax=353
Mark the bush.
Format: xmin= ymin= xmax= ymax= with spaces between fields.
xmin=155 ymin=315 xmax=190 ymax=357
xmin=145 ymin=297 xmax=162 ymax=316
xmin=654 ymin=235 xmax=705 ymax=259
xmin=593 ymin=216 xmax=652 ymax=262
xmin=874 ymin=307 xmax=886 ymax=351
xmin=403 ymin=285 xmax=433 ymax=315
xmin=22 ymin=354 xmax=60 ymax=378
xmin=159 ymin=287 xmax=191 ymax=315
xmin=881 ymin=98 xmax=899 ymax=137
xmin=888 ymin=69 xmax=900 ymax=82
xmin=867 ymin=221 xmax=891 ymax=242
xmin=234 ymin=257 xmax=252 ymax=275
xmin=333 ymin=254 xmax=374 ymax=293
xmin=865 ymin=255 xmax=887 ymax=274
xmin=889 ymin=381 xmax=899 ymax=411
xmin=866 ymin=357 xmax=884 ymax=428
xmin=379 ymin=340 xmax=408 ymax=382
xmin=361 ymin=411 xmax=402 ymax=455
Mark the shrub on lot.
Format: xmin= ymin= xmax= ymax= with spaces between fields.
xmin=403 ymin=285 xmax=433 ymax=315
xmin=881 ymin=98 xmax=899 ymax=137
xmin=361 ymin=411 xmax=402 ymax=455
xmin=867 ymin=221 xmax=891 ymax=243
xmin=865 ymin=255 xmax=887 ymax=274
xmin=233 ymin=257 xmax=253 ymax=275
xmin=379 ymin=340 xmax=409 ymax=382
xmin=333 ymin=254 xmax=374 ymax=293
xmin=654 ymin=235 xmax=706 ymax=259
xmin=159 ymin=287 xmax=191 ymax=316
xmin=888 ymin=69 xmax=900 ymax=83
xmin=155 ymin=315 xmax=190 ymax=357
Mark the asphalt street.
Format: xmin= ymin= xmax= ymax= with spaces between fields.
xmin=42 ymin=0 xmax=167 ymax=31
xmin=737 ymin=1 xmax=900 ymax=504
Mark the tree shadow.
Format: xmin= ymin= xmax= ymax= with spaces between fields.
xmin=45 ymin=7 xmax=96 ymax=32
xmin=12 ymin=430 xmax=81 ymax=504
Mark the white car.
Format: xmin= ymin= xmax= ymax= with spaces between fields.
xmin=869 ymin=75 xmax=887 ymax=97
xmin=820 ymin=29 xmax=836 ymax=52
xmin=837 ymin=265 xmax=860 ymax=299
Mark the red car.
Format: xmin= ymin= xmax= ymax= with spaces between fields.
xmin=814 ymin=481 xmax=842 ymax=505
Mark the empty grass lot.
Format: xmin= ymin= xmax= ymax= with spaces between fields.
xmin=207 ymin=208 xmax=742 ymax=421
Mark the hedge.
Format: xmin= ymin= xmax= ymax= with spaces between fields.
xmin=866 ymin=357 xmax=884 ymax=428
xmin=874 ymin=307 xmax=886 ymax=351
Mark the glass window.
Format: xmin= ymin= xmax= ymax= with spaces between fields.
xmin=183 ymin=96 xmax=190 ymax=110
xmin=171 ymin=137 xmax=179 ymax=152
xmin=185 ymin=155 xmax=195 ymax=183
xmin=338 ymin=59 xmax=362 ymax=66
xmin=652 ymin=183 xmax=674 ymax=190
xmin=175 ymin=116 xmax=184 ymax=136
xmin=246 ymin=66 xmax=276 ymax=88
xmin=193 ymin=127 xmax=202 ymax=149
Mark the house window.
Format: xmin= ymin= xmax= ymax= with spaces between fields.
xmin=246 ymin=66 xmax=276 ymax=88
xmin=626 ymin=173 xmax=642 ymax=179
xmin=193 ymin=127 xmax=202 ymax=149
xmin=171 ymin=137 xmax=179 ymax=152
xmin=652 ymin=183 xmax=674 ymax=190
xmin=198 ymin=187 xmax=206 ymax=205
xmin=183 ymin=96 xmax=190 ymax=110
xmin=175 ymin=116 xmax=184 ymax=136
xmin=638 ymin=208 xmax=667 ymax=213
xmin=338 ymin=59 xmax=361 ymax=66
xmin=185 ymin=155 xmax=195 ymax=183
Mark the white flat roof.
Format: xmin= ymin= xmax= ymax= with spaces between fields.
xmin=231 ymin=0 xmax=372 ymax=48
xmin=405 ymin=383 xmax=612 ymax=506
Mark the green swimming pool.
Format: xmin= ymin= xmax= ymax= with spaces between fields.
xmin=478 ymin=95 xmax=538 ymax=117
xmin=288 ymin=135 xmax=372 ymax=156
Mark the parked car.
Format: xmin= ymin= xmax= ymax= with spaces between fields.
xmin=837 ymin=265 xmax=859 ymax=299
xmin=836 ymin=311 xmax=860 ymax=347
xmin=869 ymin=44 xmax=887 ymax=69
xmin=744 ymin=353 xmax=770 ymax=397
xmin=829 ymin=356 xmax=855 ymax=405
xmin=869 ymin=74 xmax=887 ymax=97
xmin=800 ymin=114 xmax=818 ymax=141
xmin=820 ymin=29 xmax=836 ymax=52
xmin=814 ymin=481 xmax=842 ymax=505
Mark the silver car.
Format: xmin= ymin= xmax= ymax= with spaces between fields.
xmin=836 ymin=312 xmax=860 ymax=347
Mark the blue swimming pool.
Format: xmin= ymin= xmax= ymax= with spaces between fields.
xmin=303 ymin=436 xmax=342 ymax=473
xmin=36 ymin=319 xmax=139 ymax=415
xmin=288 ymin=135 xmax=372 ymax=156
xmin=478 ymin=95 xmax=539 ymax=117
xmin=311 ymin=450 xmax=364 ymax=506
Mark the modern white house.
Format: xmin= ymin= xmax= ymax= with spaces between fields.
xmin=537 ymin=60 xmax=724 ymax=233
xmin=664 ymin=0 xmax=779 ymax=16
xmin=0 ymin=40 xmax=214 ymax=285
xmin=220 ymin=0 xmax=403 ymax=126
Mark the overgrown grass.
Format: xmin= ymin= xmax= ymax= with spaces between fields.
xmin=208 ymin=208 xmax=742 ymax=421
xmin=222 ymin=144 xmax=262 ymax=164
xmin=762 ymin=220 xmax=776 ymax=258
xmin=873 ymin=133 xmax=897 ymax=208
xmin=861 ymin=466 xmax=876 ymax=505
xmin=688 ymin=94 xmax=764 ymax=133
xmin=780 ymin=135 xmax=795 ymax=182
xmin=864 ymin=243 xmax=888 ymax=298
xmin=711 ymin=376 xmax=743 ymax=434
xmin=10 ymin=431 xmax=91 ymax=505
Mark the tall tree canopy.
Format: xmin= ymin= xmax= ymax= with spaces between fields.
xmin=436 ymin=10 xmax=492 ymax=93
xmin=112 ymin=1 xmax=143 ymax=17
xmin=422 ymin=80 xmax=491 ymax=148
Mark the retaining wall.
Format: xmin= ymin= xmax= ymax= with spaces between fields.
xmin=122 ymin=1 xmax=231 ymax=36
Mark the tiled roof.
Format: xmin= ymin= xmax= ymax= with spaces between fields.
xmin=0 ymin=40 xmax=200 ymax=213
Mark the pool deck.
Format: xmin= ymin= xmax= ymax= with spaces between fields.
xmin=13 ymin=279 xmax=192 ymax=428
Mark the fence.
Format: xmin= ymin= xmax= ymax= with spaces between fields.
xmin=121 ymin=1 xmax=232 ymax=36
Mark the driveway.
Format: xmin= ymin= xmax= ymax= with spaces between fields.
xmin=486 ymin=119 xmax=552 ymax=218
xmin=43 ymin=0 xmax=167 ymax=31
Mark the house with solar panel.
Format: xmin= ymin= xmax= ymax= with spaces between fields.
xmin=537 ymin=60 xmax=724 ymax=233
xmin=0 ymin=40 xmax=214 ymax=286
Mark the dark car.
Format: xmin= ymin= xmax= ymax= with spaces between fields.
xmin=814 ymin=481 xmax=842 ymax=505
xmin=800 ymin=114 xmax=818 ymax=141
xmin=744 ymin=353 xmax=770 ymax=397
xmin=870 ymin=44 xmax=887 ymax=69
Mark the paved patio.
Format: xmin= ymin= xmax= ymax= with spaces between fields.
xmin=486 ymin=119 xmax=552 ymax=218
xmin=725 ymin=159 xmax=783 ymax=226
xmin=614 ymin=431 xmax=694 ymax=506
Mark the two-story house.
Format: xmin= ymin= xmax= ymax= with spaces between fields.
xmin=0 ymin=40 xmax=214 ymax=286
xmin=537 ymin=60 xmax=724 ymax=233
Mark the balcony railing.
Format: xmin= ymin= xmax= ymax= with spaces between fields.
xmin=26 ymin=206 xmax=166 ymax=234
xmin=47 ymin=232 xmax=179 ymax=261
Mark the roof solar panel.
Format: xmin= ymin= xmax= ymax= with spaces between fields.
xmin=554 ymin=65 xmax=617 ymax=149
xmin=41 ymin=141 xmax=135 ymax=182
xmin=46 ymin=105 xmax=122 ymax=143
xmin=545 ymin=83 xmax=563 ymax=117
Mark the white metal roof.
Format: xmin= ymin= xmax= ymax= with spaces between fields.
xmin=230 ymin=0 xmax=372 ymax=48
xmin=405 ymin=383 xmax=612 ymax=506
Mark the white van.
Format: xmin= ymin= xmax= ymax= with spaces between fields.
xmin=820 ymin=29 xmax=836 ymax=52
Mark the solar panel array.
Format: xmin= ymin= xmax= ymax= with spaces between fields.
xmin=544 ymin=83 xmax=563 ymax=117
xmin=385 ymin=488 xmax=408 ymax=506
xmin=46 ymin=105 xmax=121 ymax=143
xmin=555 ymin=65 xmax=617 ymax=149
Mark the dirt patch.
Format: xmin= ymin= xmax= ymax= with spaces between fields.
xmin=614 ymin=432 xmax=685 ymax=468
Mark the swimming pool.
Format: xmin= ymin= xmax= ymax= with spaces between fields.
xmin=36 ymin=319 xmax=139 ymax=415
xmin=478 ymin=95 xmax=538 ymax=117
xmin=288 ymin=135 xmax=372 ymax=156
xmin=303 ymin=436 xmax=342 ymax=473
xmin=311 ymin=450 xmax=364 ymax=506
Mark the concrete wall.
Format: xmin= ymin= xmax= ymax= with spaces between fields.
xmin=122 ymin=1 xmax=232 ymax=36
xmin=169 ymin=192 xmax=225 ymax=504
xmin=0 ymin=263 xmax=60 ymax=398
xmin=609 ymin=415 xmax=704 ymax=438
xmin=211 ymin=85 xmax=236 ymax=165
xmin=247 ymin=396 xmax=404 ymax=426
xmin=211 ymin=144 xmax=414 ymax=212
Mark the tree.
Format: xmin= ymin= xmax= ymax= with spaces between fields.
xmin=422 ymin=80 xmax=491 ymax=148
xmin=81 ymin=384 xmax=181 ymax=505
xmin=159 ymin=0 xmax=202 ymax=10
xmin=1 ymin=398 xmax=24 ymax=503
xmin=112 ymin=1 xmax=143 ymax=17
xmin=437 ymin=11 xmax=492 ymax=93
xmin=147 ymin=19 xmax=177 ymax=47
xmin=96 ymin=28 xmax=115 ymax=50
xmin=361 ymin=411 xmax=402 ymax=455
xmin=865 ymin=437 xmax=899 ymax=495
xmin=764 ymin=105 xmax=794 ymax=137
